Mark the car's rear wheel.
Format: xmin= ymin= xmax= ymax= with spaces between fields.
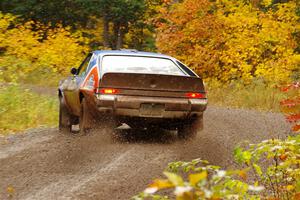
xmin=79 ymin=98 xmax=94 ymax=134
xmin=177 ymin=115 xmax=203 ymax=139
xmin=59 ymin=97 xmax=73 ymax=133
xmin=126 ymin=121 xmax=145 ymax=130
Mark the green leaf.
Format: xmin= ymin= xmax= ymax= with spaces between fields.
xmin=252 ymin=164 xmax=262 ymax=177
xmin=234 ymin=147 xmax=252 ymax=164
xmin=296 ymin=179 xmax=300 ymax=192
xmin=163 ymin=172 xmax=184 ymax=186
xmin=242 ymin=151 xmax=252 ymax=162
xmin=234 ymin=147 xmax=243 ymax=163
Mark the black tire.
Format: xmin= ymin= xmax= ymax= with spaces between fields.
xmin=178 ymin=115 xmax=203 ymax=139
xmin=79 ymin=98 xmax=94 ymax=134
xmin=59 ymin=97 xmax=72 ymax=133
xmin=126 ymin=121 xmax=144 ymax=130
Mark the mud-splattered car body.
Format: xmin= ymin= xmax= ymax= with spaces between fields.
xmin=58 ymin=50 xmax=207 ymax=137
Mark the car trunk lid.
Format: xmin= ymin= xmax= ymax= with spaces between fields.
xmin=99 ymin=73 xmax=205 ymax=93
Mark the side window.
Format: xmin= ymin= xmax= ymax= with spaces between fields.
xmin=78 ymin=54 xmax=92 ymax=77
xmin=87 ymin=54 xmax=97 ymax=72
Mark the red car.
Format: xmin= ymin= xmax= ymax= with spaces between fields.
xmin=58 ymin=50 xmax=207 ymax=138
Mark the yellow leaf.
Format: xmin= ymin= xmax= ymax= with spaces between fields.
xmin=188 ymin=172 xmax=207 ymax=186
xmin=286 ymin=185 xmax=294 ymax=191
xmin=148 ymin=179 xmax=174 ymax=190
xmin=175 ymin=190 xmax=194 ymax=200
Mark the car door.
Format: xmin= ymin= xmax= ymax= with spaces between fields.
xmin=63 ymin=53 xmax=93 ymax=116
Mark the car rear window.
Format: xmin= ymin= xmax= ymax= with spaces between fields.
xmin=101 ymin=56 xmax=186 ymax=76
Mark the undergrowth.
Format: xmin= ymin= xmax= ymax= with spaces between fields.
xmin=0 ymin=84 xmax=58 ymax=134
xmin=207 ymin=80 xmax=286 ymax=112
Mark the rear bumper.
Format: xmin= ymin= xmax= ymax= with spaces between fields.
xmin=95 ymin=94 xmax=207 ymax=119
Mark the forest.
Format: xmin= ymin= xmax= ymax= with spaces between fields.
xmin=1 ymin=0 xmax=299 ymax=85
xmin=0 ymin=0 xmax=299 ymax=199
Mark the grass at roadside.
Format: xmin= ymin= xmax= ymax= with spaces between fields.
xmin=207 ymin=81 xmax=286 ymax=112
xmin=0 ymin=84 xmax=58 ymax=135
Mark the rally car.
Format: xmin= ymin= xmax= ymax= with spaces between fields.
xmin=58 ymin=50 xmax=207 ymax=138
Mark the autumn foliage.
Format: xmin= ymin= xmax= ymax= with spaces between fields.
xmin=155 ymin=0 xmax=300 ymax=84
xmin=0 ymin=12 xmax=89 ymax=85
xmin=1 ymin=0 xmax=299 ymax=86
xmin=280 ymin=82 xmax=300 ymax=133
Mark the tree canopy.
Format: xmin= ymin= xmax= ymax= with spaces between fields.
xmin=0 ymin=0 xmax=299 ymax=83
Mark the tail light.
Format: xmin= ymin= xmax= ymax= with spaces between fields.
xmin=96 ymin=88 xmax=119 ymax=94
xmin=186 ymin=92 xmax=206 ymax=98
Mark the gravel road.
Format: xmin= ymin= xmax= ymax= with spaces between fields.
xmin=0 ymin=106 xmax=290 ymax=200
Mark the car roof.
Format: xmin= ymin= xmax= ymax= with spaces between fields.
xmin=93 ymin=50 xmax=174 ymax=59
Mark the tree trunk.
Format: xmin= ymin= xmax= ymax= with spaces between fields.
xmin=103 ymin=15 xmax=110 ymax=48
xmin=116 ymin=27 xmax=123 ymax=49
xmin=112 ymin=23 xmax=120 ymax=49
xmin=139 ymin=25 xmax=144 ymax=50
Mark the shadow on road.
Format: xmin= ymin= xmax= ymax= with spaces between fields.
xmin=112 ymin=128 xmax=179 ymax=144
xmin=64 ymin=125 xmax=181 ymax=145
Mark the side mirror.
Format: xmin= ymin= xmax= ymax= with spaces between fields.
xmin=70 ymin=67 xmax=77 ymax=75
